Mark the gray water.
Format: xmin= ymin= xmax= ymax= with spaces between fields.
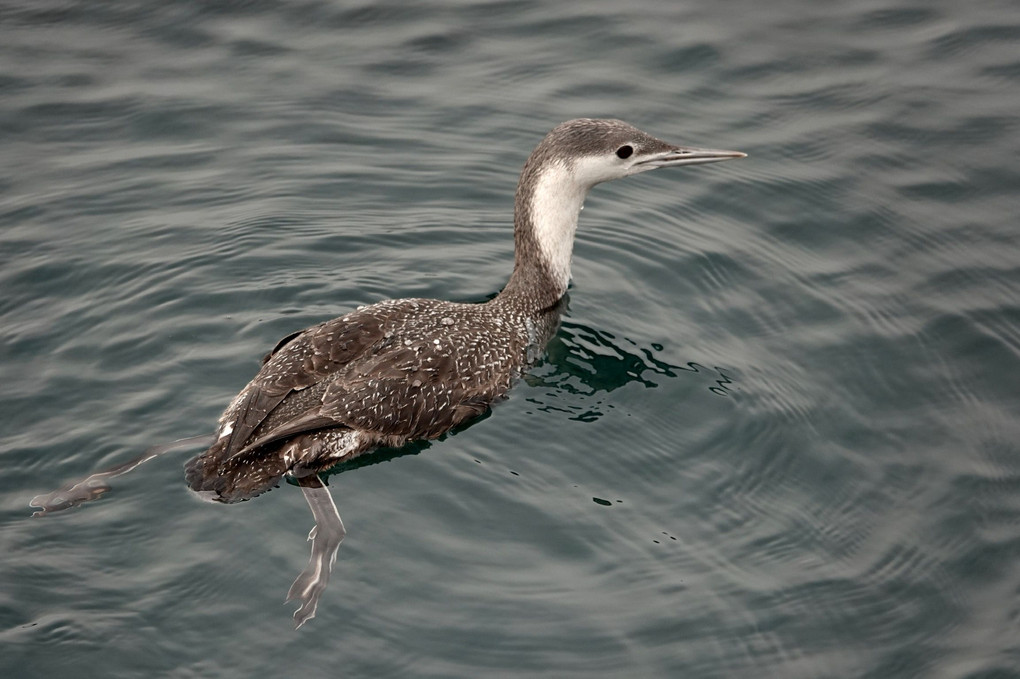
xmin=3 ymin=0 xmax=1019 ymax=676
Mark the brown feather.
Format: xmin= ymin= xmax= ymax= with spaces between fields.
xmin=185 ymin=297 xmax=562 ymax=502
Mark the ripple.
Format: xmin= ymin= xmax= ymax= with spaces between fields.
xmin=3 ymin=0 xmax=1020 ymax=676
xmin=926 ymin=23 xmax=1020 ymax=60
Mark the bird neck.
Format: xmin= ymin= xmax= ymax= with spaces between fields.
xmin=498 ymin=160 xmax=588 ymax=310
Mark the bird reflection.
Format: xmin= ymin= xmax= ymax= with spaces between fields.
xmin=526 ymin=320 xmax=736 ymax=419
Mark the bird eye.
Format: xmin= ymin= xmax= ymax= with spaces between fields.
xmin=615 ymin=145 xmax=633 ymax=159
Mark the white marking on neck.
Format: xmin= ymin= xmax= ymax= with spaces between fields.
xmin=528 ymin=161 xmax=590 ymax=293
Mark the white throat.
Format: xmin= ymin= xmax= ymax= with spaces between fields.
xmin=527 ymin=162 xmax=590 ymax=293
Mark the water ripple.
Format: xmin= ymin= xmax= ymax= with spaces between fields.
xmin=3 ymin=0 xmax=1020 ymax=676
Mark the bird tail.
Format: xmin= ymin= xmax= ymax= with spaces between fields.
xmin=184 ymin=439 xmax=290 ymax=504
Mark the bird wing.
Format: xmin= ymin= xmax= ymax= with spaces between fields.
xmin=211 ymin=299 xmax=511 ymax=458
xmin=215 ymin=310 xmax=393 ymax=459
xmin=224 ymin=338 xmax=500 ymax=461
xmin=185 ymin=308 xmax=394 ymax=500
xmin=318 ymin=342 xmax=499 ymax=439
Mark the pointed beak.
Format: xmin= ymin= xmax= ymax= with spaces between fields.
xmin=634 ymin=145 xmax=747 ymax=171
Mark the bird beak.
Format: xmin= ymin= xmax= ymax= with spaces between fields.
xmin=634 ymin=145 xmax=747 ymax=171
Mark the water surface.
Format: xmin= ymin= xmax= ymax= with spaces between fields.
xmin=2 ymin=0 xmax=1019 ymax=676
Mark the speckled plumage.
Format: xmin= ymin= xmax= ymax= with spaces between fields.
xmin=185 ymin=296 xmax=561 ymax=501
xmin=183 ymin=118 xmax=746 ymax=503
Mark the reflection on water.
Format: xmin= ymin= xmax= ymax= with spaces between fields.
xmin=527 ymin=320 xmax=736 ymax=422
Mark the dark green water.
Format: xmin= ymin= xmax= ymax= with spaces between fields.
xmin=3 ymin=0 xmax=1019 ymax=676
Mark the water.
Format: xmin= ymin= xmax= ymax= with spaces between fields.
xmin=2 ymin=0 xmax=1019 ymax=675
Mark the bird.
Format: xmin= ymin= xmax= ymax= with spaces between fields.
xmin=31 ymin=118 xmax=745 ymax=626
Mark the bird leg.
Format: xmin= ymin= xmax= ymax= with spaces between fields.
xmin=286 ymin=474 xmax=346 ymax=629
xmin=29 ymin=434 xmax=215 ymax=516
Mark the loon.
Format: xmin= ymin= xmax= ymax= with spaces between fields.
xmin=31 ymin=118 xmax=745 ymax=626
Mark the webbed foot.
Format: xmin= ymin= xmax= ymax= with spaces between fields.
xmin=287 ymin=474 xmax=346 ymax=628
xmin=30 ymin=434 xmax=214 ymax=516
xmin=30 ymin=477 xmax=113 ymax=516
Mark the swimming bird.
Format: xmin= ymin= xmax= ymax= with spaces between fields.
xmin=31 ymin=118 xmax=745 ymax=626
